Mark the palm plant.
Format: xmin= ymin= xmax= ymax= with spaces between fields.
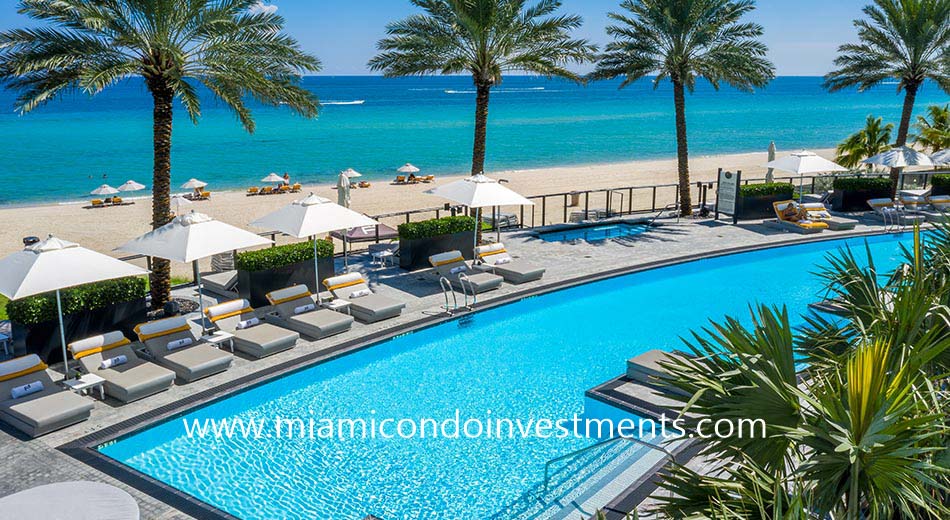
xmin=824 ymin=0 xmax=950 ymax=195
xmin=0 ymin=0 xmax=320 ymax=307
xmin=915 ymin=104 xmax=950 ymax=152
xmin=591 ymin=0 xmax=774 ymax=216
xmin=369 ymin=0 xmax=596 ymax=177
xmin=835 ymin=115 xmax=894 ymax=170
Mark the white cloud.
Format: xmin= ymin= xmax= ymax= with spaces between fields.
xmin=249 ymin=1 xmax=278 ymax=15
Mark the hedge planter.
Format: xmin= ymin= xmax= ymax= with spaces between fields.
xmin=399 ymin=231 xmax=474 ymax=271
xmin=735 ymin=194 xmax=791 ymax=220
xmin=832 ymin=188 xmax=892 ymax=212
xmin=12 ymin=298 xmax=147 ymax=364
xmin=238 ymin=257 xmax=334 ymax=308
xmin=932 ymin=175 xmax=950 ymax=196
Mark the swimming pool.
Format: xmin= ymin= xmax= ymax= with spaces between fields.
xmin=99 ymin=233 xmax=911 ymax=519
xmin=537 ymin=221 xmax=650 ymax=242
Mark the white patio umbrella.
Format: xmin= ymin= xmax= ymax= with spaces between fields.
xmin=171 ymin=194 xmax=192 ymax=215
xmin=426 ymin=174 xmax=534 ymax=249
xmin=180 ymin=178 xmax=208 ymax=190
xmin=117 ymin=180 xmax=146 ymax=192
xmin=261 ymin=173 xmax=285 ymax=184
xmin=765 ymin=150 xmax=848 ymax=200
xmin=116 ymin=212 xmax=271 ymax=333
xmin=90 ymin=184 xmax=119 ymax=196
xmin=0 ymin=236 xmax=148 ymax=379
xmin=250 ymin=194 xmax=378 ymax=301
xmin=337 ymin=172 xmax=352 ymax=208
xmin=928 ymin=149 xmax=949 ymax=165
xmin=863 ymin=147 xmax=935 ymax=190
xmin=398 ymin=163 xmax=420 ymax=174
xmin=341 ymin=168 xmax=362 ymax=179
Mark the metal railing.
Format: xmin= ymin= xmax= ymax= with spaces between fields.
xmin=542 ymin=434 xmax=675 ymax=494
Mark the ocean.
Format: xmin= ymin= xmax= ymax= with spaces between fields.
xmin=0 ymin=76 xmax=946 ymax=205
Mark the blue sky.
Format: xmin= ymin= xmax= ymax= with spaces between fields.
xmin=0 ymin=0 xmax=867 ymax=76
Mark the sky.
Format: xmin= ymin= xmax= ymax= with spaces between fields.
xmin=0 ymin=0 xmax=868 ymax=76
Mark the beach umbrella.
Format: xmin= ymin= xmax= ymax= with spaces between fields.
xmin=171 ymin=194 xmax=192 ymax=215
xmin=426 ymin=174 xmax=534 ymax=247
xmin=117 ymin=180 xmax=146 ymax=192
xmin=337 ymin=172 xmax=351 ymax=208
xmin=398 ymin=163 xmax=420 ymax=174
xmin=766 ymin=142 xmax=776 ymax=183
xmin=0 ymin=236 xmax=148 ymax=378
xmin=116 ymin=212 xmax=271 ymax=333
xmin=765 ymin=150 xmax=847 ymax=199
xmin=341 ymin=168 xmax=362 ymax=178
xmin=180 ymin=178 xmax=207 ymax=190
xmin=250 ymin=194 xmax=378 ymax=301
xmin=90 ymin=184 xmax=119 ymax=196
xmin=261 ymin=173 xmax=285 ymax=184
xmin=930 ymin=149 xmax=949 ymax=165
xmin=863 ymin=147 xmax=934 ymax=189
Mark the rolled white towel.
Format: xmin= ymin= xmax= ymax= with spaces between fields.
xmin=100 ymin=355 xmax=128 ymax=370
xmin=236 ymin=317 xmax=260 ymax=330
xmin=495 ymin=257 xmax=512 ymax=265
xmin=294 ymin=304 xmax=316 ymax=315
xmin=450 ymin=265 xmax=468 ymax=275
xmin=349 ymin=289 xmax=372 ymax=299
xmin=11 ymin=381 xmax=44 ymax=399
xmin=166 ymin=338 xmax=193 ymax=351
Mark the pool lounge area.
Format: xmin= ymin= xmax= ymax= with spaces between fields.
xmin=0 ymin=217 xmax=919 ymax=519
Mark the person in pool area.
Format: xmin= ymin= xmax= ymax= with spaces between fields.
xmin=782 ymin=202 xmax=801 ymax=222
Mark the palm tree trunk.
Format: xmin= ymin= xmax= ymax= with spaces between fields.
xmin=147 ymin=79 xmax=174 ymax=308
xmin=673 ymin=80 xmax=692 ymax=216
xmin=889 ymin=84 xmax=919 ymax=195
xmin=472 ymin=81 xmax=491 ymax=176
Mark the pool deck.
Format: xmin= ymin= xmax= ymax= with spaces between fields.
xmin=0 ymin=214 xmax=908 ymax=519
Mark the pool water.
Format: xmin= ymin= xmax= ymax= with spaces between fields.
xmin=100 ymin=233 xmax=912 ymax=520
xmin=538 ymin=222 xmax=650 ymax=242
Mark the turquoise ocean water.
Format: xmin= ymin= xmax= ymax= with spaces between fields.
xmin=0 ymin=76 xmax=946 ymax=205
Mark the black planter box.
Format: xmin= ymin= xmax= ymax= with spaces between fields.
xmin=931 ymin=184 xmax=950 ymax=197
xmin=832 ymin=188 xmax=892 ymax=212
xmin=399 ymin=231 xmax=474 ymax=271
xmin=735 ymin=193 xmax=792 ymax=220
xmin=12 ymin=298 xmax=148 ymax=364
xmin=238 ymin=257 xmax=335 ymax=308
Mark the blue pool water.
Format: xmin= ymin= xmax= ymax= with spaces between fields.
xmin=539 ymin=222 xmax=651 ymax=243
xmin=100 ymin=233 xmax=912 ymax=519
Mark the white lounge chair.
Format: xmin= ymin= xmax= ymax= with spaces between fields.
xmin=867 ymin=198 xmax=927 ymax=226
xmin=69 ymin=331 xmax=175 ymax=403
xmin=799 ymin=203 xmax=858 ymax=231
xmin=265 ymin=285 xmax=354 ymax=339
xmin=474 ymin=243 xmax=545 ymax=284
xmin=428 ymin=251 xmax=503 ymax=293
xmin=323 ymin=273 xmax=406 ymax=323
xmin=205 ymin=299 xmax=299 ymax=358
xmin=134 ymin=316 xmax=233 ymax=382
xmin=0 ymin=354 xmax=93 ymax=438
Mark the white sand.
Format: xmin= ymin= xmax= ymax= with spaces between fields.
xmin=0 ymin=148 xmax=836 ymax=276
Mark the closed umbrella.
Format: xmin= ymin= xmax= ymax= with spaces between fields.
xmin=337 ymin=172 xmax=351 ymax=208
xmin=250 ymin=194 xmax=378 ymax=301
xmin=766 ymin=142 xmax=777 ymax=183
xmin=0 ymin=236 xmax=148 ymax=378
xmin=116 ymin=212 xmax=271 ymax=333
xmin=117 ymin=180 xmax=146 ymax=192
xmin=90 ymin=184 xmax=119 ymax=196
xmin=765 ymin=150 xmax=847 ymax=200
xmin=426 ymin=174 xmax=534 ymax=249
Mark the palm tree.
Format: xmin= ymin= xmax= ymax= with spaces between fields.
xmin=591 ymin=0 xmax=774 ymax=216
xmin=824 ymin=0 xmax=950 ymax=195
xmin=915 ymin=104 xmax=950 ymax=152
xmin=368 ymin=0 xmax=596 ymax=177
xmin=836 ymin=115 xmax=894 ymax=170
xmin=0 ymin=0 xmax=320 ymax=307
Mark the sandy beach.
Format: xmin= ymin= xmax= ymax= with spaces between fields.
xmin=0 ymin=148 xmax=836 ymax=276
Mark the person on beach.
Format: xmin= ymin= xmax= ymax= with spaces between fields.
xmin=283 ymin=173 xmax=290 ymax=186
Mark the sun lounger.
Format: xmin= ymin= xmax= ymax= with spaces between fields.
xmin=429 ymin=251 xmax=504 ymax=293
xmin=903 ymin=195 xmax=950 ymax=222
xmin=866 ymin=198 xmax=927 ymax=225
xmin=323 ymin=273 xmax=406 ymax=323
xmin=202 ymin=270 xmax=239 ymax=297
xmin=771 ymin=201 xmax=829 ymax=234
xmin=247 ymin=187 xmax=259 ymax=195
xmin=799 ymin=203 xmax=858 ymax=231
xmin=205 ymin=300 xmax=299 ymax=358
xmin=291 ymin=183 xmax=302 ymax=192
xmin=474 ymin=243 xmax=545 ymax=284
xmin=68 ymin=331 xmax=175 ymax=403
xmin=0 ymin=354 xmax=93 ymax=438
xmin=394 ymin=176 xmax=406 ymax=184
xmin=265 ymin=285 xmax=354 ymax=339
xmin=134 ymin=316 xmax=233 ymax=383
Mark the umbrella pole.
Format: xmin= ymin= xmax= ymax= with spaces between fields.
xmin=195 ymin=261 xmax=206 ymax=336
xmin=495 ymin=206 xmax=500 ymax=243
xmin=343 ymin=230 xmax=349 ymax=272
xmin=313 ymin=238 xmax=322 ymax=304
xmin=799 ymin=174 xmax=805 ymax=201
xmin=56 ymin=289 xmax=70 ymax=381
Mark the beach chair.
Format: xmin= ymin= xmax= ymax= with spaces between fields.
xmin=200 ymin=190 xmax=211 ymax=200
xmin=205 ymin=300 xmax=299 ymax=359
xmin=323 ymin=273 xmax=405 ymax=323
xmin=429 ymin=251 xmax=504 ymax=293
xmin=866 ymin=198 xmax=926 ymax=226
xmin=799 ymin=203 xmax=858 ymax=231
xmin=904 ymin=195 xmax=950 ymax=222
xmin=279 ymin=185 xmax=291 ymax=193
xmin=68 ymin=331 xmax=175 ymax=403
xmin=422 ymin=175 xmax=435 ymax=183
xmin=358 ymin=181 xmax=371 ymax=189
xmin=771 ymin=201 xmax=829 ymax=234
xmin=260 ymin=186 xmax=274 ymax=195
xmin=247 ymin=187 xmax=259 ymax=196
xmin=202 ymin=270 xmax=239 ymax=298
xmin=474 ymin=243 xmax=545 ymax=284
xmin=291 ymin=183 xmax=302 ymax=193
xmin=394 ymin=176 xmax=406 ymax=184
xmin=265 ymin=285 xmax=354 ymax=339
xmin=111 ymin=196 xmax=123 ymax=205
xmin=134 ymin=316 xmax=233 ymax=383
xmin=0 ymin=354 xmax=94 ymax=438
xmin=90 ymin=199 xmax=104 ymax=208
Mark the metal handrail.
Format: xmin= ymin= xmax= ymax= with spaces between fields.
xmin=542 ymin=434 xmax=675 ymax=494
xmin=438 ymin=276 xmax=457 ymax=315
xmin=457 ymin=273 xmax=477 ymax=309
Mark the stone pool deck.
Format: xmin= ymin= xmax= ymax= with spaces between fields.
xmin=0 ymin=214 xmax=906 ymax=519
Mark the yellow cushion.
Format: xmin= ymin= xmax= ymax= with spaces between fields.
xmin=0 ymin=362 xmax=48 ymax=382
xmin=433 ymin=256 xmax=464 ymax=267
xmin=134 ymin=323 xmax=191 ymax=342
xmin=72 ymin=338 xmax=131 ymax=360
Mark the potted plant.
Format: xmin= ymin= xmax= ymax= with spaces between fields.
xmin=7 ymin=277 xmax=148 ymax=363
xmin=236 ymin=239 xmax=334 ymax=307
xmin=931 ymin=174 xmax=950 ymax=196
xmin=735 ymin=183 xmax=795 ymax=220
xmin=398 ymin=216 xmax=477 ymax=270
xmin=831 ymin=177 xmax=892 ymax=212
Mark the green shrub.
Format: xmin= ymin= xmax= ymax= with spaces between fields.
xmin=398 ymin=216 xmax=477 ymax=240
xmin=235 ymin=239 xmax=333 ymax=272
xmin=7 ymin=276 xmax=147 ymax=326
xmin=833 ymin=176 xmax=892 ymax=192
xmin=738 ymin=183 xmax=795 ymax=198
xmin=932 ymin=174 xmax=950 ymax=189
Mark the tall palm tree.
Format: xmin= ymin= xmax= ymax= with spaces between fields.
xmin=824 ymin=0 xmax=950 ymax=195
xmin=591 ymin=0 xmax=774 ymax=216
xmin=836 ymin=115 xmax=895 ymax=170
xmin=915 ymin=104 xmax=950 ymax=152
xmin=368 ymin=0 xmax=596 ymax=177
xmin=0 ymin=0 xmax=320 ymax=307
